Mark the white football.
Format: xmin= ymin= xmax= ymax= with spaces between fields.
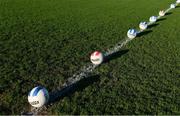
xmin=127 ymin=29 xmax=137 ymax=39
xmin=139 ymin=22 xmax=148 ymax=30
xmin=149 ymin=16 xmax=157 ymax=23
xmin=90 ymin=51 xmax=103 ymax=65
xmin=170 ymin=4 xmax=176 ymax=8
xmin=177 ymin=0 xmax=180 ymax=3
xmin=159 ymin=10 xmax=165 ymax=16
xmin=28 ymin=86 xmax=49 ymax=108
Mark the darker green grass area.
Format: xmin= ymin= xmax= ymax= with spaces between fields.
xmin=0 ymin=0 xmax=179 ymax=114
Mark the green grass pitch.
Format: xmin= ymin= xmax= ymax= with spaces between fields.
xmin=0 ymin=0 xmax=179 ymax=114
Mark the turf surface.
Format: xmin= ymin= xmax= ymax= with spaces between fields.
xmin=0 ymin=0 xmax=179 ymax=114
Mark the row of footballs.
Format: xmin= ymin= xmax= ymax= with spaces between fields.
xmin=127 ymin=3 xmax=178 ymax=39
xmin=91 ymin=2 xmax=179 ymax=65
xmin=27 ymin=1 xmax=179 ymax=108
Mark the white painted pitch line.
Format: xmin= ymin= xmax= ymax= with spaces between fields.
xmin=27 ymin=3 xmax=177 ymax=115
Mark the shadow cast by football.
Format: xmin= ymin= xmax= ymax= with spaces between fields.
xmin=165 ymin=12 xmax=172 ymax=16
xmin=103 ymin=49 xmax=129 ymax=63
xmin=137 ymin=30 xmax=153 ymax=37
xmin=148 ymin=23 xmax=159 ymax=29
xmin=48 ymin=75 xmax=100 ymax=104
xmin=157 ymin=18 xmax=166 ymax=22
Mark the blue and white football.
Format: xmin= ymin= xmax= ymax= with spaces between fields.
xmin=170 ymin=4 xmax=176 ymax=8
xmin=28 ymin=86 xmax=49 ymax=108
xmin=139 ymin=22 xmax=148 ymax=30
xmin=127 ymin=29 xmax=137 ymax=39
xmin=149 ymin=16 xmax=157 ymax=23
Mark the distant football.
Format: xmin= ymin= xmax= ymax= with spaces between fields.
xmin=149 ymin=16 xmax=157 ymax=23
xmin=159 ymin=10 xmax=165 ymax=16
xmin=28 ymin=86 xmax=49 ymax=108
xmin=127 ymin=29 xmax=137 ymax=39
xmin=90 ymin=51 xmax=103 ymax=65
xmin=170 ymin=4 xmax=176 ymax=8
xmin=139 ymin=22 xmax=148 ymax=30
xmin=177 ymin=0 xmax=180 ymax=3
